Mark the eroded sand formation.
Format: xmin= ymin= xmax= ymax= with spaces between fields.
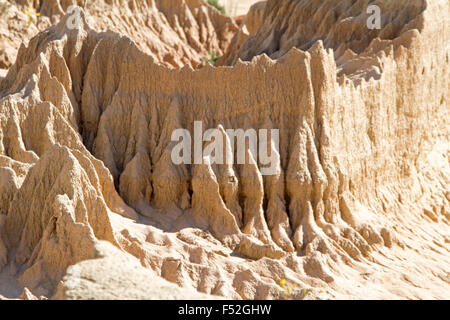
xmin=0 ymin=0 xmax=238 ymax=69
xmin=0 ymin=0 xmax=449 ymax=299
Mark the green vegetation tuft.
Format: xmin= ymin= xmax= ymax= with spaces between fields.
xmin=207 ymin=0 xmax=226 ymax=15
xmin=207 ymin=52 xmax=221 ymax=66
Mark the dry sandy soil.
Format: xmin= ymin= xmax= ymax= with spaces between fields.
xmin=0 ymin=0 xmax=449 ymax=300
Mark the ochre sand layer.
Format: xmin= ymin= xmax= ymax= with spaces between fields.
xmin=0 ymin=0 xmax=449 ymax=299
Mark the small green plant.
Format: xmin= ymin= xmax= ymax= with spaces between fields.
xmin=276 ymin=279 xmax=325 ymax=300
xmin=25 ymin=7 xmax=40 ymax=24
xmin=207 ymin=51 xmax=221 ymax=66
xmin=277 ymin=279 xmax=297 ymax=300
xmin=207 ymin=0 xmax=225 ymax=15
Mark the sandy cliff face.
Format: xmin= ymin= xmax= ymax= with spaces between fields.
xmin=0 ymin=0 xmax=449 ymax=299
xmin=0 ymin=0 xmax=238 ymax=69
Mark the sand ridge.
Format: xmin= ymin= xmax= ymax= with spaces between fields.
xmin=0 ymin=0 xmax=448 ymax=299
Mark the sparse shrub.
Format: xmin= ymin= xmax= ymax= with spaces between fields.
xmin=25 ymin=7 xmax=40 ymax=25
xmin=207 ymin=51 xmax=221 ymax=66
xmin=207 ymin=0 xmax=226 ymax=15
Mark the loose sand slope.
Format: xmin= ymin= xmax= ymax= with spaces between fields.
xmin=0 ymin=0 xmax=449 ymax=299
